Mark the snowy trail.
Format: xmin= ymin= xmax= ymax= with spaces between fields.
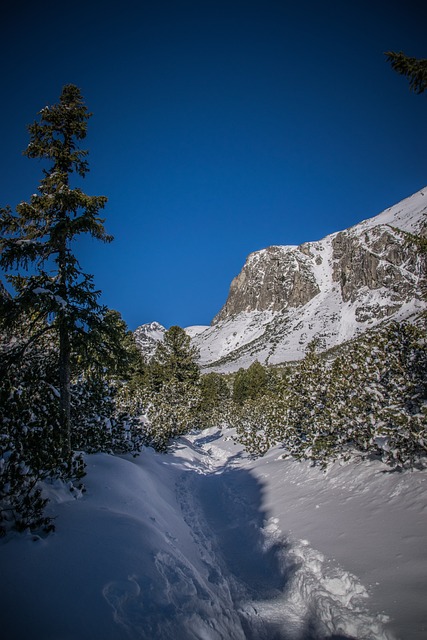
xmin=165 ymin=432 xmax=394 ymax=640
xmin=4 ymin=428 xmax=421 ymax=639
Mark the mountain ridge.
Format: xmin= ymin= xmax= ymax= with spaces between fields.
xmin=135 ymin=188 xmax=427 ymax=371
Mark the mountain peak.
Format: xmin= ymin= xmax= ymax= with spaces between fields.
xmin=134 ymin=188 xmax=427 ymax=371
xmin=193 ymin=187 xmax=427 ymax=371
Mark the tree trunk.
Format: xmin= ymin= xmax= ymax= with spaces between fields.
xmin=59 ymin=310 xmax=71 ymax=470
xmin=58 ymin=229 xmax=72 ymax=471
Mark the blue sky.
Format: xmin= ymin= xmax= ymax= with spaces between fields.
xmin=1 ymin=0 xmax=426 ymax=330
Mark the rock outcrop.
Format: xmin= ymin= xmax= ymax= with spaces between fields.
xmin=192 ymin=188 xmax=427 ymax=371
xmin=213 ymin=245 xmax=320 ymax=323
xmin=331 ymin=227 xmax=422 ymax=303
xmin=136 ymin=188 xmax=427 ymax=371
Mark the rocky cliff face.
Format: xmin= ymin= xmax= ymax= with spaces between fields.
xmin=191 ymin=188 xmax=427 ymax=371
xmin=212 ymin=245 xmax=320 ymax=323
xmin=135 ymin=188 xmax=427 ymax=371
xmin=331 ymin=227 xmax=423 ymax=304
xmin=134 ymin=322 xmax=165 ymax=360
xmin=213 ymin=211 xmax=425 ymax=329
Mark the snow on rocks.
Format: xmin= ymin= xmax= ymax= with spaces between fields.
xmin=190 ymin=187 xmax=427 ymax=372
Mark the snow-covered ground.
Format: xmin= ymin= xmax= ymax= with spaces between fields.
xmin=1 ymin=427 xmax=426 ymax=639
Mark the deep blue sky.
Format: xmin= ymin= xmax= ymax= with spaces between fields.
xmin=1 ymin=1 xmax=426 ymax=329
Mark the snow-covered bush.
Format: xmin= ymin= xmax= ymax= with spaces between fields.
xmin=231 ymin=394 xmax=288 ymax=456
xmin=0 ymin=326 xmax=67 ymax=535
xmin=71 ymin=375 xmax=144 ymax=455
xmin=143 ymin=381 xmax=202 ymax=451
xmin=233 ymin=319 xmax=427 ymax=469
xmin=0 ymin=309 xmax=145 ymax=535
xmin=331 ymin=320 xmax=427 ymax=467
xmin=198 ymin=372 xmax=231 ymax=428
xmin=138 ymin=326 xmax=203 ymax=451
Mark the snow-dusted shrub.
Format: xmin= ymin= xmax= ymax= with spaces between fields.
xmin=0 ymin=330 xmax=66 ymax=535
xmin=332 ymin=320 xmax=427 ymax=467
xmin=233 ymin=320 xmax=427 ymax=469
xmin=284 ymin=321 xmax=427 ymax=467
xmin=139 ymin=326 xmax=204 ymax=451
xmin=0 ymin=313 xmax=144 ymax=534
xmin=71 ymin=375 xmax=143 ymax=455
xmin=143 ymin=381 xmax=202 ymax=452
xmin=231 ymin=394 xmax=288 ymax=456
xmin=198 ymin=372 xmax=231 ymax=428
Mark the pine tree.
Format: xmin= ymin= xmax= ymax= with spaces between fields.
xmin=199 ymin=372 xmax=231 ymax=427
xmin=386 ymin=51 xmax=427 ymax=94
xmin=70 ymin=309 xmax=145 ymax=457
xmin=0 ymin=85 xmax=111 ymax=468
xmin=149 ymin=325 xmax=200 ymax=388
xmin=232 ymin=368 xmax=250 ymax=405
xmin=232 ymin=361 xmax=269 ymax=405
xmin=143 ymin=326 xmax=201 ymax=450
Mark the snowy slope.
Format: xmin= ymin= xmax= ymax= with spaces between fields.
xmin=184 ymin=325 xmax=210 ymax=339
xmin=133 ymin=324 xmax=210 ymax=357
xmin=2 ymin=427 xmax=426 ymax=640
xmin=192 ymin=188 xmax=427 ymax=372
xmin=352 ymin=187 xmax=427 ymax=233
xmin=133 ymin=321 xmax=165 ymax=360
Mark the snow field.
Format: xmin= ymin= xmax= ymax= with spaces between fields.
xmin=1 ymin=426 xmax=426 ymax=639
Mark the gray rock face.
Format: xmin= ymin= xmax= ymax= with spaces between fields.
xmin=135 ymin=188 xmax=427 ymax=371
xmin=213 ymin=214 xmax=425 ymax=330
xmin=331 ymin=226 xmax=422 ymax=304
xmin=213 ymin=245 xmax=320 ymax=324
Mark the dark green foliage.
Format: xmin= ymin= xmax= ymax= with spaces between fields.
xmin=143 ymin=382 xmax=202 ymax=452
xmin=149 ymin=326 xmax=200 ymax=389
xmin=386 ymin=51 xmax=427 ymax=94
xmin=247 ymin=360 xmax=268 ymax=397
xmin=199 ymin=372 xmax=231 ymax=427
xmin=200 ymin=372 xmax=230 ymax=410
xmin=284 ymin=339 xmax=340 ymax=465
xmin=232 ymin=368 xmax=249 ymax=405
xmin=232 ymin=361 xmax=268 ymax=404
xmin=231 ymin=394 xmax=288 ymax=456
xmin=331 ymin=320 xmax=427 ymax=467
xmin=233 ymin=321 xmax=427 ymax=469
xmin=71 ymin=375 xmax=143 ymax=455
xmin=143 ymin=326 xmax=201 ymax=450
xmin=0 ymin=304 xmax=144 ymax=535
xmin=0 ymin=84 xmax=111 ymax=469
xmin=79 ymin=309 xmax=144 ymax=381
xmin=1 ymin=316 xmax=70 ymax=535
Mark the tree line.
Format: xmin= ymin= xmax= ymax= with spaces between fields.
xmin=129 ymin=318 xmax=427 ymax=472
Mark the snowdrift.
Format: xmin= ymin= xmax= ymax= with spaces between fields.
xmin=1 ymin=427 xmax=426 ymax=639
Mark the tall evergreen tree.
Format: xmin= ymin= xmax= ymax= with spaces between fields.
xmin=143 ymin=326 xmax=201 ymax=450
xmin=150 ymin=325 xmax=200 ymax=388
xmin=0 ymin=85 xmax=111 ymax=468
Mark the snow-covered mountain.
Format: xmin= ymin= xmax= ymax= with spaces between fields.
xmin=133 ymin=321 xmax=165 ymax=360
xmin=135 ymin=188 xmax=427 ymax=371
xmin=133 ymin=322 xmax=208 ymax=360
